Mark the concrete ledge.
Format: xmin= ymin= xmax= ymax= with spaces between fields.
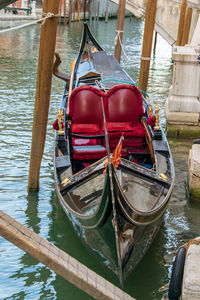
xmin=182 ymin=238 xmax=200 ymax=299
xmin=167 ymin=123 xmax=200 ymax=138
xmin=165 ymin=102 xmax=200 ymax=126
xmin=188 ymin=144 xmax=200 ymax=200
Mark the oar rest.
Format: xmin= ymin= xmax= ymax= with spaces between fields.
xmin=68 ymin=86 xmax=107 ymax=160
xmin=105 ymin=84 xmax=145 ymax=150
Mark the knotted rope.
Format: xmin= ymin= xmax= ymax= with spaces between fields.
xmin=0 ymin=12 xmax=58 ymax=34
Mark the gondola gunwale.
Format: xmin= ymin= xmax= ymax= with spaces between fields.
xmin=54 ymin=150 xmax=112 ymax=229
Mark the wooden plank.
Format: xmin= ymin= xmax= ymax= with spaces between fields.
xmin=0 ymin=210 xmax=135 ymax=300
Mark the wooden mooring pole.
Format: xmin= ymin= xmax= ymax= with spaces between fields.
xmin=105 ymin=0 xmax=109 ymax=23
xmin=176 ymin=0 xmax=187 ymax=46
xmin=138 ymin=0 xmax=157 ymax=94
xmin=28 ymin=0 xmax=59 ymax=191
xmin=181 ymin=7 xmax=192 ymax=46
xmin=114 ymin=0 xmax=126 ymax=63
xmin=0 ymin=210 xmax=135 ymax=300
xmin=69 ymin=0 xmax=72 ymax=24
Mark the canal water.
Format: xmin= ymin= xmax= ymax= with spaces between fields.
xmin=0 ymin=18 xmax=200 ymax=300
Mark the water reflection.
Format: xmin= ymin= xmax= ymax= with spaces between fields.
xmin=0 ymin=18 xmax=200 ymax=299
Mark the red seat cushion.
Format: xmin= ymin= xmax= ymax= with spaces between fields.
xmin=105 ymin=122 xmax=133 ymax=132
xmin=106 ymin=124 xmax=145 ymax=149
xmin=71 ymin=123 xmax=100 ymax=133
xmin=73 ymin=145 xmax=107 ymax=160
xmin=72 ymin=138 xmax=99 ymax=146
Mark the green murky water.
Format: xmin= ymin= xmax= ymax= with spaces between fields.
xmin=0 ymin=18 xmax=200 ymax=300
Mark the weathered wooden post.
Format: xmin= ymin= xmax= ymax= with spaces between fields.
xmin=73 ymin=0 xmax=75 ymax=21
xmin=114 ymin=0 xmax=126 ymax=63
xmin=181 ymin=7 xmax=192 ymax=46
xmin=69 ymin=0 xmax=72 ymax=24
xmin=105 ymin=0 xmax=109 ymax=23
xmin=59 ymin=0 xmax=62 ymax=25
xmin=83 ymin=0 xmax=86 ymax=20
xmin=28 ymin=0 xmax=59 ymax=191
xmin=176 ymin=0 xmax=187 ymax=46
xmin=64 ymin=0 xmax=67 ymax=26
xmin=138 ymin=0 xmax=157 ymax=94
xmin=77 ymin=0 xmax=80 ymax=21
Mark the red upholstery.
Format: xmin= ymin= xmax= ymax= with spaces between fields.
xmin=68 ymin=84 xmax=145 ymax=160
xmin=106 ymin=85 xmax=145 ymax=150
xmin=107 ymin=84 xmax=144 ymax=124
xmin=69 ymin=86 xmax=104 ymax=125
xmin=72 ymin=138 xmax=99 ymax=146
xmin=73 ymin=145 xmax=107 ymax=160
xmin=146 ymin=116 xmax=156 ymax=129
xmin=71 ymin=123 xmax=100 ymax=133
xmin=104 ymin=122 xmax=133 ymax=132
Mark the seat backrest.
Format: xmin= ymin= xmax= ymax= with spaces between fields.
xmin=107 ymin=84 xmax=144 ymax=124
xmin=69 ymin=86 xmax=104 ymax=124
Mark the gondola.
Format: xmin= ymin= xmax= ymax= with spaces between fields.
xmin=0 ymin=0 xmax=17 ymax=9
xmin=53 ymin=23 xmax=175 ymax=285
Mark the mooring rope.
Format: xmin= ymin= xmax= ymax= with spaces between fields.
xmin=114 ymin=30 xmax=152 ymax=63
xmin=0 ymin=12 xmax=58 ymax=34
xmin=114 ymin=29 xmax=130 ymax=61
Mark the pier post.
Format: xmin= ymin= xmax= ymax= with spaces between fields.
xmin=77 ymin=0 xmax=80 ymax=21
xmin=69 ymin=0 xmax=72 ymax=24
xmin=105 ymin=0 xmax=109 ymax=23
xmin=114 ymin=0 xmax=126 ymax=63
xmin=28 ymin=0 xmax=59 ymax=191
xmin=176 ymin=0 xmax=187 ymax=46
xmin=64 ymin=0 xmax=67 ymax=25
xmin=181 ymin=7 xmax=192 ymax=46
xmin=138 ymin=0 xmax=157 ymax=94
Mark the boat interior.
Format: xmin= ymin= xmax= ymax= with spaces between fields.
xmin=66 ymin=83 xmax=155 ymax=174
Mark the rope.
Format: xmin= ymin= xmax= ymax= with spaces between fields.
xmin=101 ymin=78 xmax=149 ymax=97
xmin=141 ymin=57 xmax=151 ymax=61
xmin=0 ymin=12 xmax=58 ymax=34
xmin=114 ymin=29 xmax=130 ymax=61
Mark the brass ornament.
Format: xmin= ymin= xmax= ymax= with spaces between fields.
xmin=58 ymin=109 xmax=64 ymax=134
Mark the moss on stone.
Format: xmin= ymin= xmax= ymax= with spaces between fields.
xmin=189 ymin=187 xmax=200 ymax=201
xmin=167 ymin=124 xmax=200 ymax=139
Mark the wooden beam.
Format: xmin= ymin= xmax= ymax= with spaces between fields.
xmin=114 ymin=0 xmax=126 ymax=63
xmin=176 ymin=0 xmax=187 ymax=46
xmin=181 ymin=7 xmax=192 ymax=46
xmin=0 ymin=210 xmax=135 ymax=300
xmin=28 ymin=0 xmax=59 ymax=191
xmin=138 ymin=0 xmax=157 ymax=94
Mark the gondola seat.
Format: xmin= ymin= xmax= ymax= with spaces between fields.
xmin=69 ymin=86 xmax=107 ymax=160
xmin=105 ymin=84 xmax=145 ymax=149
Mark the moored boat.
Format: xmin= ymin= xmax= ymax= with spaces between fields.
xmin=0 ymin=0 xmax=18 ymax=9
xmin=53 ymin=22 xmax=175 ymax=285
